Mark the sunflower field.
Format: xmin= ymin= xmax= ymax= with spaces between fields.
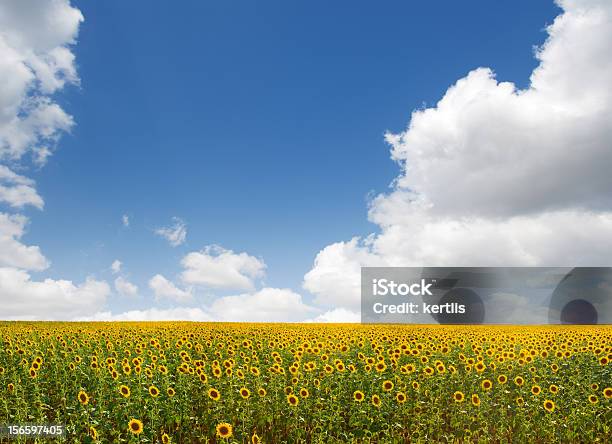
xmin=0 ymin=323 xmax=610 ymax=443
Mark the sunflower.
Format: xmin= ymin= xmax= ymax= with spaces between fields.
xmin=353 ymin=390 xmax=365 ymax=402
xmin=471 ymin=394 xmax=480 ymax=406
xmin=453 ymin=391 xmax=465 ymax=402
xmin=78 ymin=390 xmax=89 ymax=405
xmin=497 ymin=374 xmax=507 ymax=385
xmin=375 ymin=362 xmax=386 ymax=372
xmin=515 ymin=396 xmax=524 ymax=406
xmin=481 ymin=379 xmax=492 ymax=391
xmin=119 ymin=385 xmax=130 ymax=398
xmin=128 ymin=419 xmax=143 ymax=435
xmin=167 ymin=387 xmax=176 ymax=397
xmin=162 ymin=433 xmax=171 ymax=444
xmin=240 ymin=387 xmax=251 ymax=399
xmin=514 ymin=376 xmax=524 ymax=387
xmin=287 ymin=394 xmax=299 ymax=406
xmin=531 ymin=385 xmax=541 ymax=396
xmin=371 ymin=394 xmax=381 ymax=407
xmin=208 ymin=388 xmax=221 ymax=401
xmin=591 ymin=383 xmax=599 ymax=391
xmin=149 ymin=385 xmax=160 ymax=398
xmin=382 ymin=380 xmax=394 ymax=392
xmin=549 ymin=384 xmax=558 ymax=394
xmin=251 ymin=431 xmax=262 ymax=444
xmin=412 ymin=381 xmax=420 ymax=390
xmin=543 ymin=399 xmax=555 ymax=412
xmin=300 ymin=388 xmax=309 ymax=398
xmin=396 ymin=391 xmax=407 ymax=404
xmin=588 ymin=394 xmax=598 ymax=404
xmin=89 ymin=426 xmax=98 ymax=440
xmin=604 ymin=387 xmax=612 ymax=399
xmin=258 ymin=388 xmax=267 ymax=397
xmin=216 ymin=423 xmax=233 ymax=439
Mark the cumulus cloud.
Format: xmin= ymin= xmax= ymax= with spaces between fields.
xmin=111 ymin=259 xmax=122 ymax=274
xmin=304 ymin=237 xmax=382 ymax=310
xmin=0 ymin=165 xmax=43 ymax=208
xmin=122 ymin=214 xmax=129 ymax=227
xmin=0 ymin=267 xmax=110 ymax=320
xmin=207 ymin=287 xmax=317 ymax=322
xmin=305 ymin=0 xmax=612 ymax=313
xmin=0 ymin=212 xmax=48 ymax=270
xmin=306 ymin=308 xmax=360 ymax=323
xmin=155 ymin=217 xmax=187 ymax=247
xmin=0 ymin=2 xmax=117 ymax=322
xmin=0 ymin=0 xmax=81 ymax=213
xmin=84 ymin=287 xmax=318 ymax=322
xmin=114 ymin=276 xmax=138 ymax=297
xmin=81 ymin=307 xmax=212 ymax=322
xmin=181 ymin=245 xmax=266 ymax=291
xmin=0 ymin=0 xmax=81 ymax=164
xmin=149 ymin=274 xmax=193 ymax=303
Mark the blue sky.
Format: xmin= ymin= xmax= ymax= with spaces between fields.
xmin=5 ymin=0 xmax=612 ymax=321
xmin=28 ymin=1 xmax=556 ymax=305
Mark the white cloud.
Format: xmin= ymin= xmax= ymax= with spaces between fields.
xmin=83 ymin=287 xmax=318 ymax=322
xmin=81 ymin=307 xmax=212 ymax=322
xmin=111 ymin=259 xmax=122 ymax=274
xmin=386 ymin=1 xmax=612 ymax=218
xmin=208 ymin=287 xmax=318 ymax=322
xmin=0 ymin=267 xmax=109 ymax=320
xmin=304 ymin=237 xmax=383 ymax=310
xmin=0 ymin=2 xmax=115 ymax=322
xmin=155 ymin=217 xmax=186 ymax=247
xmin=149 ymin=274 xmax=193 ymax=303
xmin=0 ymin=212 xmax=48 ymax=270
xmin=306 ymin=308 xmax=360 ymax=323
xmin=305 ymin=0 xmax=612 ymax=313
xmin=0 ymin=0 xmax=82 ymax=163
xmin=0 ymin=165 xmax=43 ymax=208
xmin=122 ymin=214 xmax=129 ymax=227
xmin=114 ymin=276 xmax=138 ymax=297
xmin=181 ymin=245 xmax=266 ymax=291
